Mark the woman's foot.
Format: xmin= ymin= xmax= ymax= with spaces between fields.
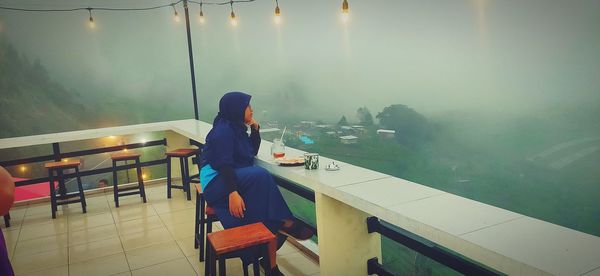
xmin=260 ymin=258 xmax=285 ymax=276
xmin=280 ymin=218 xmax=314 ymax=241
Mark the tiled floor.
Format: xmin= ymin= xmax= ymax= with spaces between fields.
xmin=1 ymin=183 xmax=320 ymax=276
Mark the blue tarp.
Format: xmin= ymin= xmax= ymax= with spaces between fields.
xmin=299 ymin=135 xmax=315 ymax=145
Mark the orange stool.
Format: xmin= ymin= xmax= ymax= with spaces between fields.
xmin=44 ymin=159 xmax=86 ymax=218
xmin=165 ymin=148 xmax=198 ymax=201
xmin=110 ymin=152 xmax=147 ymax=208
xmin=194 ymin=184 xmax=220 ymax=262
xmin=206 ymin=222 xmax=275 ymax=276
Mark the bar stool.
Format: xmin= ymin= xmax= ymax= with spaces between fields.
xmin=206 ymin=222 xmax=275 ymax=276
xmin=110 ymin=152 xmax=147 ymax=208
xmin=166 ymin=148 xmax=198 ymax=201
xmin=44 ymin=159 xmax=87 ymax=219
xmin=193 ymin=184 xmax=220 ymax=262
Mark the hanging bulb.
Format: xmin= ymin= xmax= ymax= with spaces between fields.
xmin=341 ymin=0 xmax=349 ymax=23
xmin=230 ymin=11 xmax=238 ymax=26
xmin=342 ymin=0 xmax=349 ymax=13
xmin=172 ymin=5 xmax=180 ymax=22
xmin=89 ymin=16 xmax=95 ymax=28
xmin=87 ymin=8 xmax=95 ymax=29
xmin=199 ymin=10 xmax=205 ymax=24
xmin=274 ymin=5 xmax=281 ymax=25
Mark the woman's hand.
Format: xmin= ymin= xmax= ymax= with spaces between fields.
xmin=248 ymin=119 xmax=260 ymax=130
xmin=228 ymin=191 xmax=246 ymax=218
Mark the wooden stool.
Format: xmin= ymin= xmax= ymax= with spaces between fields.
xmin=44 ymin=159 xmax=87 ymax=219
xmin=110 ymin=152 xmax=147 ymax=208
xmin=206 ymin=222 xmax=275 ymax=276
xmin=166 ymin=148 xmax=198 ymax=201
xmin=193 ymin=184 xmax=220 ymax=262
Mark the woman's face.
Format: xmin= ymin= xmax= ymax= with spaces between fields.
xmin=244 ymin=105 xmax=253 ymax=124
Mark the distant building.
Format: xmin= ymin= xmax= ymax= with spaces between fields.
xmin=300 ymin=121 xmax=316 ymax=128
xmin=340 ymin=126 xmax=353 ymax=131
xmin=325 ymin=131 xmax=337 ymax=136
xmin=377 ymin=129 xmax=396 ymax=139
xmin=352 ymin=125 xmax=367 ymax=135
xmin=316 ymin=124 xmax=332 ymax=130
xmin=340 ymin=135 xmax=358 ymax=144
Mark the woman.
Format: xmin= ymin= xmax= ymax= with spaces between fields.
xmin=0 ymin=166 xmax=15 ymax=276
xmin=201 ymin=92 xmax=313 ymax=275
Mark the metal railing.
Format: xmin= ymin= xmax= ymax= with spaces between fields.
xmin=0 ymin=139 xmax=167 ymax=187
xmin=366 ymin=217 xmax=502 ymax=276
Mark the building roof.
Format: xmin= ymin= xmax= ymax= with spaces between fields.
xmin=339 ymin=135 xmax=358 ymax=140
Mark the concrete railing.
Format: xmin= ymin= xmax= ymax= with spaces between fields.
xmin=1 ymin=119 xmax=599 ymax=276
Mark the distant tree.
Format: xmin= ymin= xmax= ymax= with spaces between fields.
xmin=376 ymin=104 xmax=433 ymax=146
xmin=338 ymin=115 xmax=348 ymax=126
xmin=356 ymin=106 xmax=374 ymax=125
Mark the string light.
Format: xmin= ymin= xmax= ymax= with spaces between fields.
xmin=273 ymin=0 xmax=281 ymax=25
xmin=87 ymin=8 xmax=95 ymax=29
xmin=229 ymin=1 xmax=238 ymax=27
xmin=20 ymin=166 xmax=26 ymax=173
xmin=341 ymin=0 xmax=349 ymax=23
xmin=172 ymin=4 xmax=181 ymax=22
xmin=1 ymin=0 xmax=368 ymax=29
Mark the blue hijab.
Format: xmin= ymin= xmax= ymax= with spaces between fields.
xmin=202 ymin=92 xmax=255 ymax=170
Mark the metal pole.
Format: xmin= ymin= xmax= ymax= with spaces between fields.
xmin=183 ymin=0 xmax=200 ymax=120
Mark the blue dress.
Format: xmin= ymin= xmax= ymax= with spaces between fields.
xmin=201 ymin=92 xmax=294 ymax=235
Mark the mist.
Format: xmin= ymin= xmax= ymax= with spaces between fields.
xmin=1 ymin=0 xmax=599 ymax=239
xmin=0 ymin=0 xmax=597 ymax=122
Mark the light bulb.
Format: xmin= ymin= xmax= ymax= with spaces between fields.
xmin=342 ymin=0 xmax=349 ymax=13
xmin=274 ymin=6 xmax=281 ymax=24
xmin=341 ymin=0 xmax=350 ymax=23
xmin=89 ymin=16 xmax=95 ymax=29
xmin=230 ymin=11 xmax=237 ymax=26
xmin=199 ymin=10 xmax=205 ymax=24
xmin=174 ymin=11 xmax=181 ymax=22
xmin=87 ymin=8 xmax=95 ymax=29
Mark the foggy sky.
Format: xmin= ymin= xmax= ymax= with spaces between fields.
xmin=1 ymin=0 xmax=599 ymax=123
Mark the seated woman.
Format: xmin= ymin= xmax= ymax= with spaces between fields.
xmin=200 ymin=91 xmax=313 ymax=275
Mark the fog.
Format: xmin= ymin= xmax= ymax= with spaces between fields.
xmin=1 ymin=0 xmax=598 ymax=123
xmin=1 ymin=0 xmax=600 ymax=239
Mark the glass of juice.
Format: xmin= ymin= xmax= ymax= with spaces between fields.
xmin=271 ymin=138 xmax=285 ymax=159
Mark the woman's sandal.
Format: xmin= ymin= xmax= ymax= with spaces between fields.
xmin=280 ymin=218 xmax=315 ymax=241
